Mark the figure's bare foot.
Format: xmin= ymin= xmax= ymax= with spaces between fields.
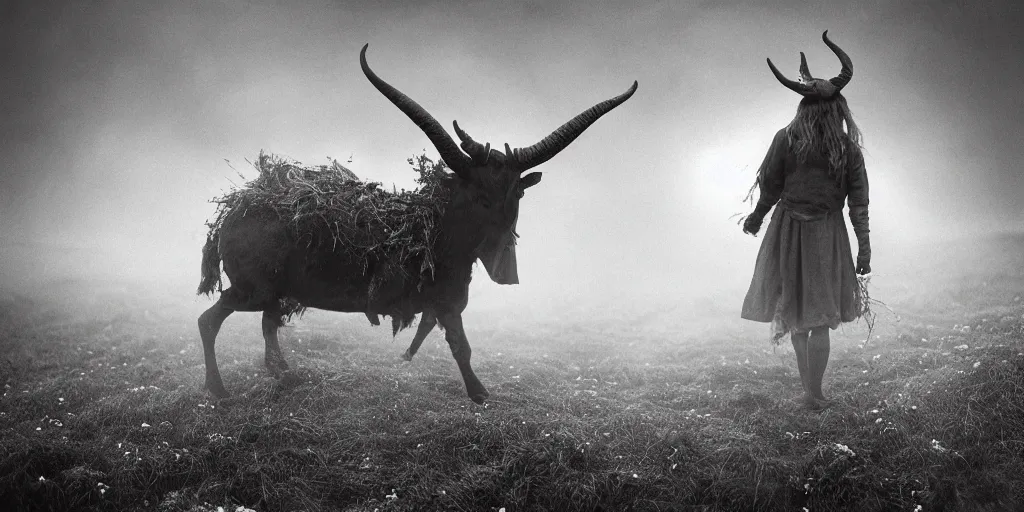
xmin=206 ymin=378 xmax=230 ymax=399
xmin=794 ymin=393 xmax=830 ymax=411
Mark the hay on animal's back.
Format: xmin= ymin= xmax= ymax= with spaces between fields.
xmin=203 ymin=151 xmax=450 ymax=299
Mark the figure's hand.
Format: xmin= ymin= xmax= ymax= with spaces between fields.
xmin=856 ymin=258 xmax=871 ymax=275
xmin=742 ymin=215 xmax=763 ymax=236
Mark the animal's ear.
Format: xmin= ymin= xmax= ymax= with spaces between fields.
xmin=521 ymin=172 xmax=543 ymax=189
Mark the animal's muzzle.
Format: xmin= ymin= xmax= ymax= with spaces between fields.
xmin=479 ymin=219 xmax=520 ymax=285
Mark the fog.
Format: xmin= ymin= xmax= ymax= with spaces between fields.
xmin=2 ymin=0 xmax=1022 ymax=327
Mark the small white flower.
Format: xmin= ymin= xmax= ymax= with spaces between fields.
xmin=833 ymin=443 xmax=856 ymax=457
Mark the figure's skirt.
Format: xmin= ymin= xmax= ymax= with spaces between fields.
xmin=741 ymin=207 xmax=863 ymax=344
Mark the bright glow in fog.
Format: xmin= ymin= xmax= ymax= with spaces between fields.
xmin=689 ymin=138 xmax=765 ymax=215
xmin=1 ymin=0 xmax=1022 ymax=330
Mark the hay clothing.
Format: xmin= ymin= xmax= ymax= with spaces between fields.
xmin=741 ymin=128 xmax=870 ymax=341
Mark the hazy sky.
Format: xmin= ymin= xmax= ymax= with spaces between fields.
xmin=1 ymin=0 xmax=1022 ymax=312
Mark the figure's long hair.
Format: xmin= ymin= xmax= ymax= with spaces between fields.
xmin=785 ymin=94 xmax=863 ymax=184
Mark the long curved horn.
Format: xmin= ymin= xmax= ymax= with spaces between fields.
xmin=359 ymin=44 xmax=473 ymax=177
xmin=767 ymin=57 xmax=813 ymax=96
xmin=799 ymin=52 xmax=813 ymax=83
xmin=822 ymin=30 xmax=853 ymax=90
xmin=512 ymin=81 xmax=638 ymax=172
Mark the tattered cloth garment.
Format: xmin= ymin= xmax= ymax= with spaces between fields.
xmin=741 ymin=128 xmax=869 ymax=344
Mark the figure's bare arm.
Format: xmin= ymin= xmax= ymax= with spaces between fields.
xmin=847 ymin=149 xmax=871 ymax=274
xmin=744 ymin=130 xmax=787 ymax=235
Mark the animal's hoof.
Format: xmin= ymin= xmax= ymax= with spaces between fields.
xmin=401 ymin=350 xmax=413 ymax=362
xmin=468 ymin=387 xmax=490 ymax=404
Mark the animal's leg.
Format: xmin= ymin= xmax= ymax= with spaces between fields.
xmin=437 ymin=312 xmax=488 ymax=403
xmin=807 ymin=326 xmax=831 ymax=403
xmin=198 ymin=299 xmax=233 ymax=398
xmin=402 ymin=312 xmax=437 ymax=361
xmin=262 ymin=310 xmax=290 ymax=376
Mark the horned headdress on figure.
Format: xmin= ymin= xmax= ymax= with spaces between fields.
xmin=766 ymin=30 xmax=853 ymax=100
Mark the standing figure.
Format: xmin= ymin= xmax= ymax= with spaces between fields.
xmin=741 ymin=31 xmax=871 ymax=410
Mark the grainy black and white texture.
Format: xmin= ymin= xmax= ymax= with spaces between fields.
xmin=1 ymin=0 xmax=1023 ymax=510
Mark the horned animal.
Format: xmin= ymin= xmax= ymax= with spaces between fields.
xmin=196 ymin=44 xmax=637 ymax=403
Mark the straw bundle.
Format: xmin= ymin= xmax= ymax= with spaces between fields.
xmin=203 ymin=152 xmax=451 ymax=299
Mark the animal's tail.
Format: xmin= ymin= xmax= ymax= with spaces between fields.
xmin=197 ymin=231 xmax=222 ymax=296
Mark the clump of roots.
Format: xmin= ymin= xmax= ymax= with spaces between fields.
xmin=857 ymin=273 xmax=901 ymax=345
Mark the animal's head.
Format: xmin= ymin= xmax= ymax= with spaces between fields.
xmin=767 ymin=30 xmax=853 ymax=100
xmin=360 ymin=44 xmax=637 ymax=285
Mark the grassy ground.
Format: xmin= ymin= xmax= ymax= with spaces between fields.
xmin=1 ymin=235 xmax=1023 ymax=511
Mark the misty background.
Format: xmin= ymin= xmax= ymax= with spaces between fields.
xmin=1 ymin=0 xmax=1021 ymax=328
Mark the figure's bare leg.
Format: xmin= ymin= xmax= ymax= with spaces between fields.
xmin=808 ymin=326 xmax=831 ymax=404
xmin=791 ymin=330 xmax=811 ymax=397
xmin=262 ymin=310 xmax=289 ymax=376
xmin=199 ymin=300 xmax=233 ymax=398
xmin=437 ymin=312 xmax=488 ymax=404
xmin=791 ymin=330 xmax=827 ymax=409
xmin=402 ymin=312 xmax=437 ymax=361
